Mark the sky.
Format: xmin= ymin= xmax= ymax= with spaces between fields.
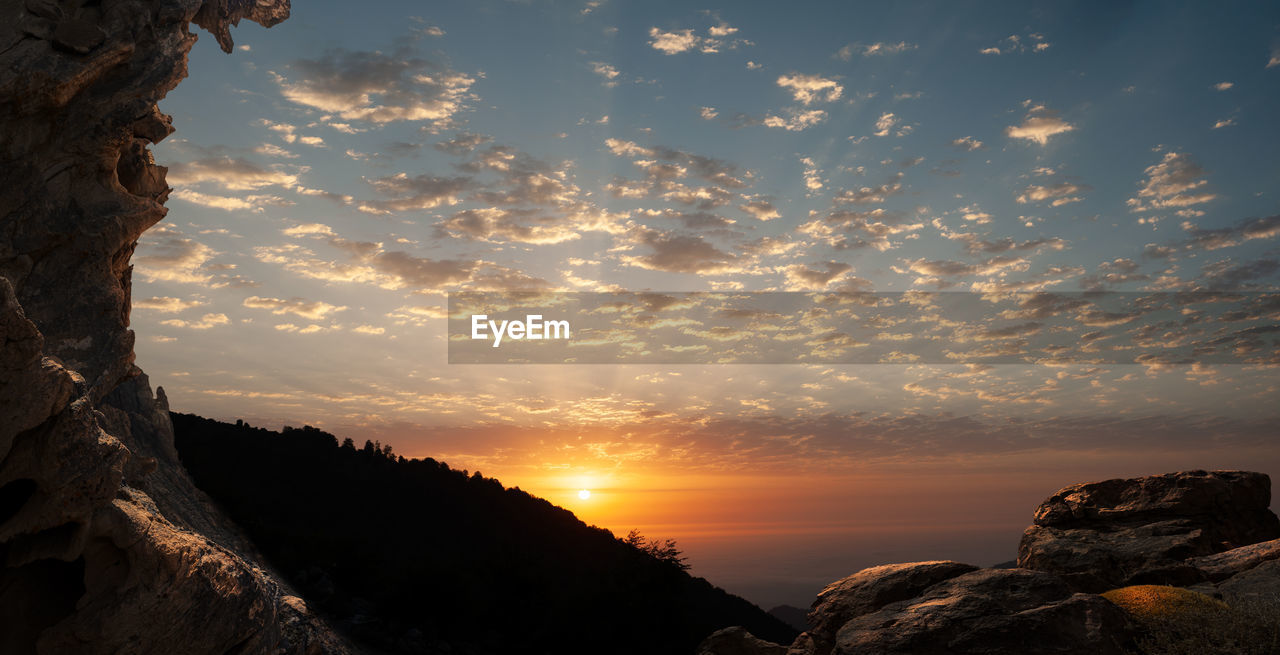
xmin=134 ymin=1 xmax=1280 ymax=608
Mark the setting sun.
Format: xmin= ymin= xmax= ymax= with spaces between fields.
xmin=578 ymin=489 xmax=592 ymax=500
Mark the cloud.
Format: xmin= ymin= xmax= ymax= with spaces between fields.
xmin=590 ymin=61 xmax=621 ymax=86
xmin=359 ymin=173 xmax=472 ymax=214
xmin=799 ymin=157 xmax=823 ymax=193
xmin=1006 ymin=105 xmax=1074 ymax=145
xmin=800 ymin=207 xmax=922 ymax=252
xmin=275 ymin=46 xmax=475 ymax=128
xmin=257 ymin=242 xmax=477 ymax=291
xmin=649 ymin=27 xmax=700 ymax=54
xmin=170 ymin=189 xmax=291 ymax=212
xmin=950 ymin=136 xmax=985 ymax=151
xmin=699 ymin=106 xmax=718 ymax=120
xmin=783 ymin=262 xmax=853 ymax=290
xmin=242 ymin=296 xmax=347 ymax=319
xmin=898 ymin=256 xmax=1030 ymax=286
xmin=833 ymin=173 xmax=904 ymax=205
xmin=1269 ymin=49 xmax=1280 ymax=68
xmin=621 ymin=227 xmax=740 ymax=274
xmin=438 ymin=206 xmax=622 ymax=244
xmin=1016 ymin=181 xmax=1089 ymax=206
xmin=980 ymin=33 xmax=1051 ymax=55
xmin=739 ymin=198 xmax=779 ymax=221
xmin=604 ymin=139 xmax=749 ymax=190
xmin=943 ymin=231 xmax=1068 ymax=255
xmin=1212 ymin=118 xmax=1236 ymax=129
xmin=762 ymin=108 xmax=827 ymax=131
xmin=708 ymin=22 xmax=738 ymax=37
xmin=1200 ymin=257 xmax=1280 ymax=290
xmin=648 ymin=23 xmax=750 ymax=55
xmin=1080 ymin=258 xmax=1149 ymax=289
xmin=873 ymin=112 xmax=898 ymax=137
xmin=134 ymin=227 xmax=218 ymax=284
xmin=776 ymin=73 xmax=843 ymax=105
xmin=1213 ymin=81 xmax=1234 ymax=91
xmin=1182 ymin=214 xmax=1280 ymax=252
xmin=1127 ymin=151 xmax=1216 ymax=213
xmin=159 ymin=313 xmax=230 ymax=330
xmin=133 ymin=296 xmax=207 ymax=313
xmin=434 ymin=132 xmax=492 ymax=155
xmin=836 ymin=41 xmax=917 ymax=60
xmin=166 ymin=156 xmax=299 ymax=191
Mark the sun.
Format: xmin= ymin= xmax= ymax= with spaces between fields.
xmin=577 ymin=489 xmax=591 ymax=500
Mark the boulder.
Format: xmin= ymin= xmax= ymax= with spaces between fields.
xmin=1189 ymin=538 xmax=1280 ymax=582
xmin=697 ymin=626 xmax=788 ymax=655
xmin=803 ymin=561 xmax=977 ymax=655
xmin=1018 ymin=470 xmax=1280 ymax=592
xmin=1216 ymin=560 xmax=1280 ymax=606
xmin=774 ymin=565 xmax=1134 ymax=655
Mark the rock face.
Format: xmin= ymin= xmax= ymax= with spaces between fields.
xmin=1018 ymin=470 xmax=1280 ymax=592
xmin=701 ymin=470 xmax=1280 ymax=655
xmin=803 ymin=561 xmax=978 ymax=655
xmin=697 ymin=627 xmax=789 ymax=655
xmin=0 ymin=0 xmax=348 ymax=652
xmin=781 ymin=564 xmax=1133 ymax=655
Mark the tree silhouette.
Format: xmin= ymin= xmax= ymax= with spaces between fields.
xmin=624 ymin=529 xmax=690 ymax=571
xmin=170 ymin=413 xmax=794 ymax=654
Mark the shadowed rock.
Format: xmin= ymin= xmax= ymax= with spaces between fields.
xmin=1189 ymin=538 xmax=1280 ymax=582
xmin=703 ymin=563 xmax=1134 ymax=655
xmin=0 ymin=0 xmax=351 ymax=651
xmin=697 ymin=626 xmax=788 ymax=655
xmin=803 ymin=561 xmax=978 ymax=655
xmin=833 ymin=568 xmax=1133 ymax=655
xmin=1018 ymin=470 xmax=1280 ymax=592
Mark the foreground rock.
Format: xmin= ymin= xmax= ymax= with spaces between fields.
xmin=701 ymin=470 xmax=1280 ymax=655
xmin=1018 ymin=470 xmax=1280 ymax=592
xmin=785 ymin=565 xmax=1133 ymax=655
xmin=804 ymin=561 xmax=978 ymax=654
xmin=0 ymin=0 xmax=349 ymax=652
xmin=697 ymin=627 xmax=788 ymax=655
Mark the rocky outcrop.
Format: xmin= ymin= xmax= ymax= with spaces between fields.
xmin=802 ymin=561 xmax=978 ymax=655
xmin=1189 ymin=538 xmax=1280 ymax=582
xmin=0 ymin=0 xmax=350 ymax=652
xmin=777 ymin=565 xmax=1133 ymax=655
xmin=701 ymin=470 xmax=1279 ymax=655
xmin=1018 ymin=470 xmax=1280 ymax=592
xmin=697 ymin=627 xmax=789 ymax=655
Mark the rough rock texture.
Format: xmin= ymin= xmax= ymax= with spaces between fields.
xmin=1189 ymin=538 xmax=1280 ymax=582
xmin=0 ymin=0 xmax=350 ymax=652
xmin=831 ymin=568 xmax=1134 ymax=655
xmin=769 ymin=565 xmax=1133 ymax=655
xmin=801 ymin=561 xmax=978 ymax=655
xmin=702 ymin=471 xmax=1280 ymax=655
xmin=697 ymin=627 xmax=789 ymax=655
xmin=1018 ymin=470 xmax=1280 ymax=592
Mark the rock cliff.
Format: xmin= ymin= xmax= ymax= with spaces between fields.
xmin=700 ymin=470 xmax=1280 ymax=655
xmin=0 ymin=0 xmax=349 ymax=652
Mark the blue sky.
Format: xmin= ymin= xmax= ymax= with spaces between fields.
xmin=134 ymin=0 xmax=1280 ymax=607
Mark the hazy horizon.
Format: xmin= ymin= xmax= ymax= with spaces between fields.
xmin=134 ymin=0 xmax=1279 ymax=610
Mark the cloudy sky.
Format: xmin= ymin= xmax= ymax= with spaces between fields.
xmin=136 ymin=0 xmax=1280 ymax=607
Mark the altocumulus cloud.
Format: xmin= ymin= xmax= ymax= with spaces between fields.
xmin=1006 ymin=104 xmax=1074 ymax=145
xmin=274 ymin=46 xmax=476 ymax=129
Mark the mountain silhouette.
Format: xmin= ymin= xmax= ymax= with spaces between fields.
xmin=170 ymin=413 xmax=797 ymax=654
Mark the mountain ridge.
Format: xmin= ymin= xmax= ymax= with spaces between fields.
xmin=170 ymin=411 xmax=798 ymax=654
